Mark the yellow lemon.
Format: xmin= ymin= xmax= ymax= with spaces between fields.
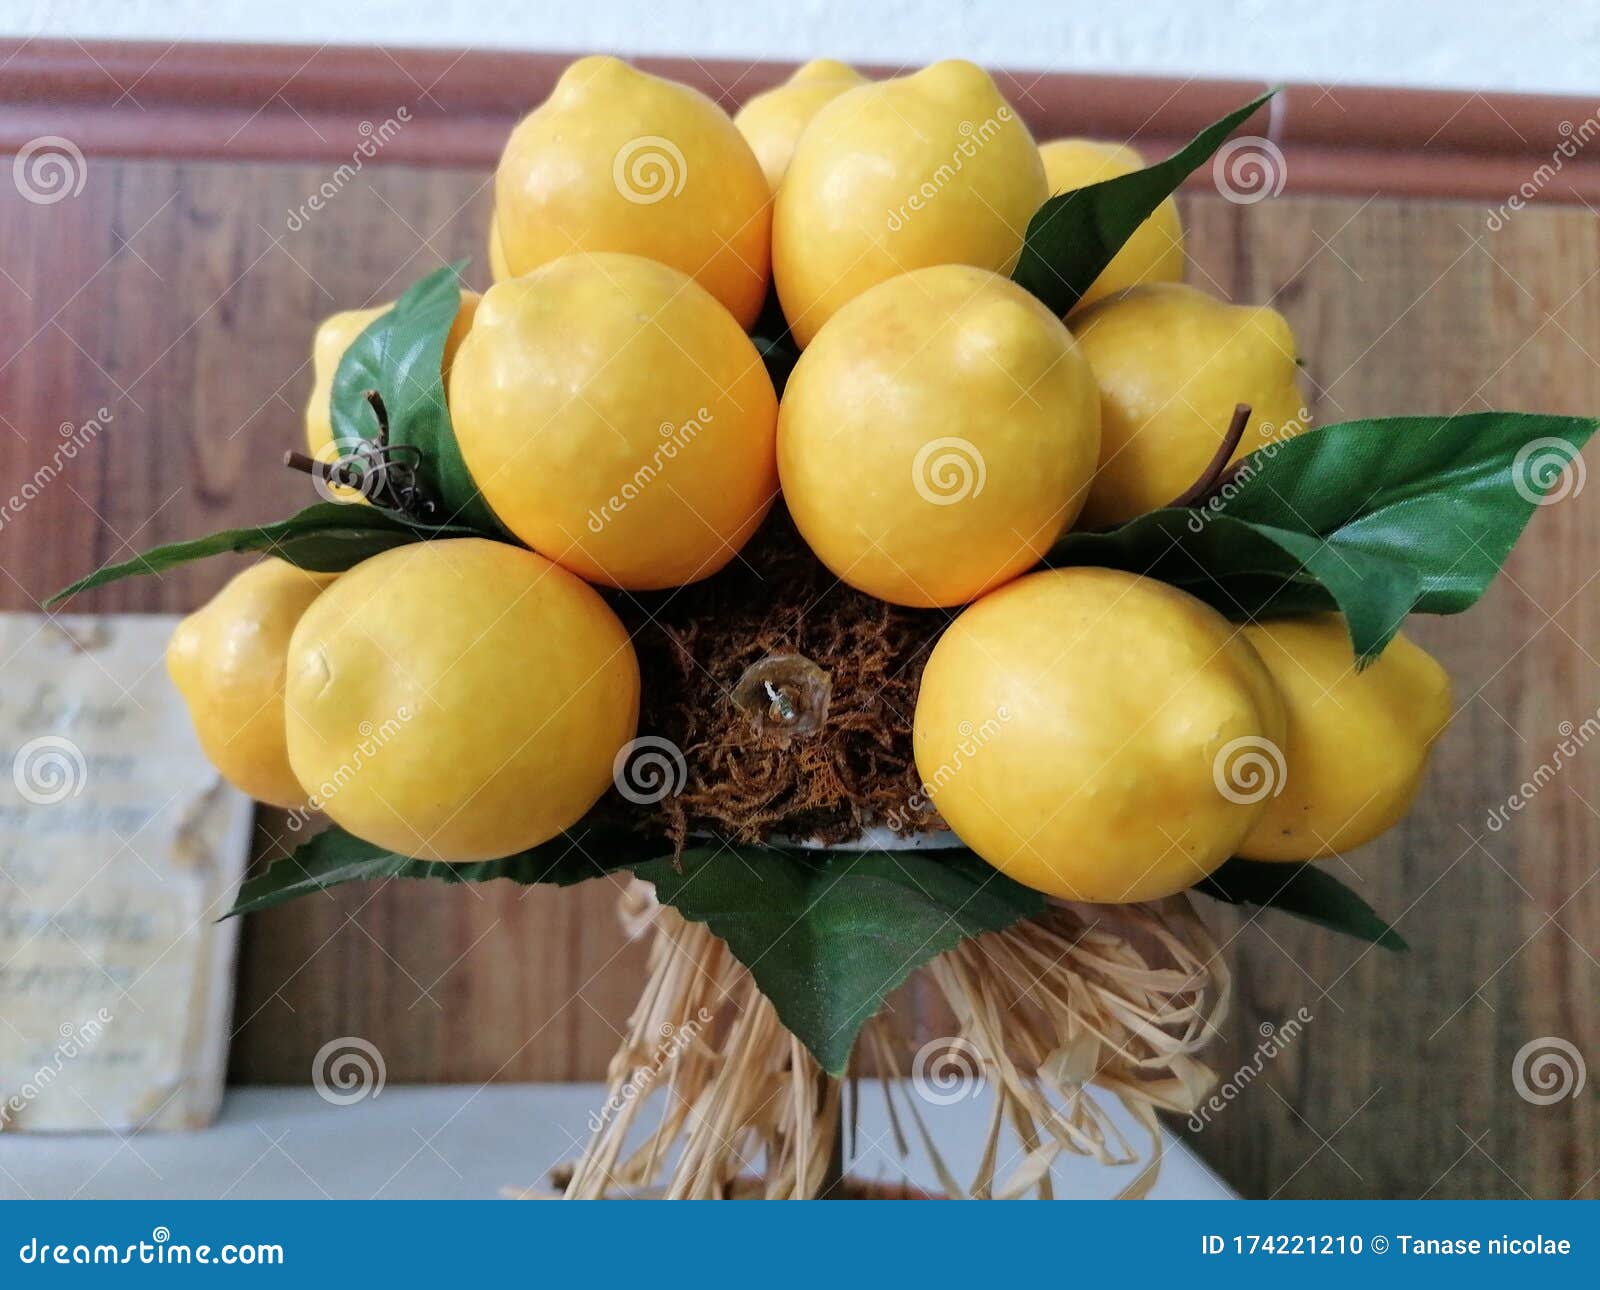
xmin=488 ymin=212 xmax=511 ymax=283
xmin=166 ymin=559 xmax=336 ymax=808
xmin=1238 ymin=615 xmax=1452 ymax=860
xmin=495 ymin=56 xmax=771 ymax=328
xmin=914 ymin=567 xmax=1285 ymax=903
xmin=778 ymin=264 xmax=1100 ymax=608
xmin=773 ymin=60 xmax=1046 ymax=347
xmin=450 ymin=252 xmax=778 ymax=591
xmin=1070 ymin=282 xmax=1309 ymax=528
xmin=284 ymin=538 xmax=639 ymax=861
xmin=304 ymin=293 xmax=480 ymax=463
xmin=1037 ymin=138 xmax=1184 ymax=311
xmin=734 ymin=59 xmax=866 ymax=191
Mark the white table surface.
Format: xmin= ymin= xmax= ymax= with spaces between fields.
xmin=0 ymin=1083 xmax=1236 ymax=1200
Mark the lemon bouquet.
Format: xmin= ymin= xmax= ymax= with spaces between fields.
xmin=55 ymin=57 xmax=1595 ymax=1199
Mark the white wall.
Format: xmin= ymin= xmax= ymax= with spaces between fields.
xmin=1 ymin=0 xmax=1597 ymax=95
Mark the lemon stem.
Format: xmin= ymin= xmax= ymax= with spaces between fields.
xmin=363 ymin=388 xmax=390 ymax=442
xmin=1166 ymin=402 xmax=1252 ymax=509
xmin=283 ymin=450 xmax=334 ymax=482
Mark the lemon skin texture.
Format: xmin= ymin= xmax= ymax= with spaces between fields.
xmin=1037 ymin=138 xmax=1185 ymax=311
xmin=488 ymin=212 xmax=511 ymax=283
xmin=305 ymin=292 xmax=480 ymax=462
xmin=773 ymin=60 xmax=1047 ymax=348
xmin=1070 ymin=282 xmax=1309 ymax=529
xmin=734 ymin=59 xmax=866 ymax=192
xmin=166 ymin=559 xmax=337 ymax=808
xmin=914 ymin=568 xmax=1286 ymax=902
xmin=283 ymin=539 xmax=640 ymax=862
xmin=1238 ymin=615 xmax=1452 ymax=861
xmin=778 ymin=265 xmax=1100 ymax=609
xmin=495 ymin=56 xmax=771 ymax=328
xmin=450 ymin=252 xmax=779 ymax=591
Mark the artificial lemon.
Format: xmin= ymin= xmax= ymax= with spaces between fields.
xmin=734 ymin=59 xmax=866 ymax=191
xmin=1070 ymin=283 xmax=1309 ymax=528
xmin=450 ymin=252 xmax=778 ymax=591
xmin=488 ymin=212 xmax=511 ymax=283
xmin=914 ymin=567 xmax=1285 ymax=902
xmin=773 ymin=60 xmax=1046 ymax=347
xmin=304 ymin=293 xmax=480 ymax=464
xmin=284 ymin=539 xmax=639 ymax=861
xmin=495 ymin=56 xmax=771 ymax=328
xmin=166 ymin=559 xmax=336 ymax=808
xmin=1238 ymin=615 xmax=1452 ymax=861
xmin=1037 ymin=138 xmax=1184 ymax=311
xmin=778 ymin=264 xmax=1100 ymax=608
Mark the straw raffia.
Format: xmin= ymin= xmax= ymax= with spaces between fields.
xmin=534 ymin=879 xmax=1229 ymax=1200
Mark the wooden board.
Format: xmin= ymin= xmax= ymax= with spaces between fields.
xmin=1 ymin=43 xmax=1596 ymax=1199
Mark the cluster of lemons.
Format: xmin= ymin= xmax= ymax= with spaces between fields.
xmin=168 ymin=57 xmax=1451 ymax=904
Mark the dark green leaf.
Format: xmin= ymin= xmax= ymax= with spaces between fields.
xmin=224 ymin=821 xmax=668 ymax=918
xmin=330 ymin=260 xmax=504 ymax=534
xmin=1049 ymin=413 xmax=1598 ymax=661
xmin=633 ymin=845 xmax=1046 ymax=1075
xmin=47 ymin=503 xmax=474 ymax=606
xmin=1195 ymin=857 xmax=1408 ymax=952
xmin=749 ymin=287 xmax=800 ymax=395
xmin=752 ymin=332 xmax=800 ymax=396
xmin=1215 ymin=412 xmax=1599 ymax=613
xmin=1013 ymin=89 xmax=1277 ymax=314
xmin=1047 ymin=508 xmax=1422 ymax=660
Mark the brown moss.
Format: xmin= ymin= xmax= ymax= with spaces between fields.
xmin=613 ymin=508 xmax=948 ymax=848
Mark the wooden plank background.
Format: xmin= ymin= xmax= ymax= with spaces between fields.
xmin=1 ymin=47 xmax=1596 ymax=1200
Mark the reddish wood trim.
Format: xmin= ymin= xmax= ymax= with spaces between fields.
xmin=2 ymin=37 xmax=1597 ymax=203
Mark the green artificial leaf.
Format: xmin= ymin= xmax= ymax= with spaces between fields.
xmin=633 ymin=845 xmax=1046 ymax=1075
xmin=1050 ymin=413 xmax=1599 ymax=661
xmin=47 ymin=503 xmax=475 ymax=606
xmin=1013 ymin=88 xmax=1277 ymax=315
xmin=1049 ymin=508 xmax=1422 ymax=661
xmin=329 ymin=260 xmax=504 ymax=534
xmin=225 ymin=821 xmax=668 ymax=918
xmin=1213 ymin=412 xmax=1600 ymax=613
xmin=1195 ymin=858 xmax=1408 ymax=952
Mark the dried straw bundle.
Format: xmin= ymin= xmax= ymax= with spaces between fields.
xmin=540 ymin=879 xmax=1229 ymax=1200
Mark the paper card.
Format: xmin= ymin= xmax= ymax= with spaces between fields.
xmin=0 ymin=613 xmax=253 ymax=1133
